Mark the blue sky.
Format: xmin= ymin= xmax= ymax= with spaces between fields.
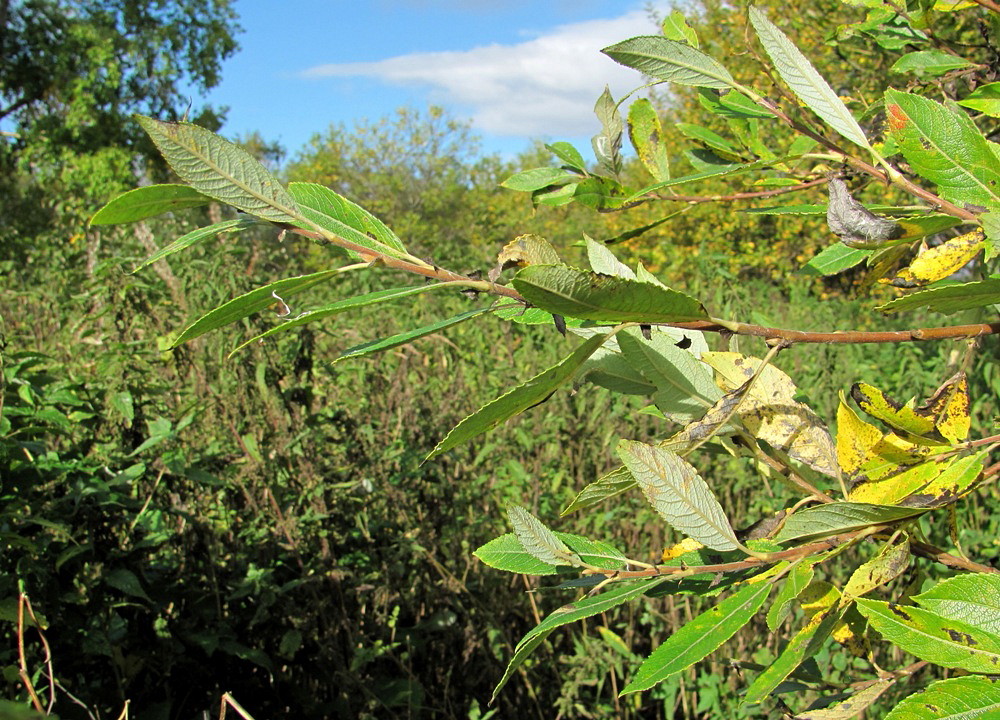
xmin=198 ymin=1 xmax=670 ymax=161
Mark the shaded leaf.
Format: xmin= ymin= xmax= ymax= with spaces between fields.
xmin=618 ymin=440 xmax=739 ymax=551
xmin=602 ymin=36 xmax=736 ymax=90
xmin=427 ymin=333 xmax=609 ymax=459
xmin=136 ymin=116 xmax=299 ymax=223
xmin=585 ymin=235 xmax=636 ymax=278
xmin=749 ymin=8 xmax=870 ymax=150
xmin=91 ymin=183 xmax=212 ymax=225
xmin=794 ymin=679 xmax=894 ymax=719
xmin=883 ymin=676 xmax=1000 ymax=720
xmin=958 ymin=82 xmax=1000 ymax=118
xmin=827 ymin=178 xmax=903 ymax=248
xmin=230 ymin=284 xmax=451 ymax=355
xmin=131 ymin=217 xmax=258 ymax=274
xmin=497 ymin=234 xmax=561 ymax=272
xmin=592 ymin=86 xmax=624 ymax=177
xmin=856 ymin=599 xmax=1000 ymax=672
xmin=493 ymin=576 xmax=672 ymax=701
xmin=513 ymin=264 xmax=708 ymax=324
xmin=621 ymin=580 xmax=772 ymax=694
xmin=105 ymin=568 xmax=152 ymax=602
xmin=561 ymin=465 xmax=637 ymax=515
xmin=774 ymin=503 xmax=927 ymax=542
xmin=891 ymin=50 xmax=972 ymax=77
xmin=767 ymin=559 xmax=819 ymax=631
xmin=335 ymin=307 xmax=491 ymax=363
xmin=625 ymin=155 xmax=800 ymax=202
xmin=171 ymin=270 xmax=343 ymax=347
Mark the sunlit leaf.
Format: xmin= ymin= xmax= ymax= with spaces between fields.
xmin=803 ymin=243 xmax=871 ymax=276
xmin=703 ymin=353 xmax=837 ymax=476
xmin=545 ymin=142 xmax=587 ymax=173
xmin=883 ymin=676 xmax=1000 ymax=720
xmin=843 ymin=540 xmax=910 ymax=599
xmin=602 ymin=35 xmax=736 ymax=90
xmin=287 ymin=182 xmax=407 ymax=258
xmin=876 ymin=278 xmax=1000 ymax=314
xmin=848 ymin=461 xmax=941 ymax=504
xmin=618 ymin=440 xmax=739 ymax=551
xmin=885 ymin=89 xmax=1000 ymax=210
xmin=90 ymin=183 xmax=212 ymax=225
xmin=513 ymin=264 xmax=708 ymax=324
xmin=836 ymin=392 xmax=882 ymax=476
xmin=774 ymin=502 xmax=927 ymax=542
xmin=957 ymin=82 xmax=1000 ymax=118
xmin=885 ymin=229 xmax=984 ymax=288
xmin=891 ymin=50 xmax=972 ymax=77
xmin=427 ymin=333 xmax=609 ymax=459
xmin=592 ymin=86 xmax=624 ymax=177
xmin=136 ymin=116 xmax=300 ymax=223
xmin=561 ymin=465 xmax=636 ymax=515
xmin=628 ymin=98 xmax=670 ymax=182
xmin=661 ymin=10 xmax=699 ymax=47
xmin=585 ymin=235 xmax=636 ymax=278
xmin=918 ymin=372 xmax=971 ymax=444
xmin=501 ymin=167 xmax=578 ymax=192
xmin=474 ymin=533 xmax=564 ymax=575
xmin=507 ymin=505 xmax=579 ymax=568
xmin=851 ymin=382 xmax=936 ymax=437
xmin=856 ymin=599 xmax=1000 ymax=672
xmin=767 ymin=559 xmax=819 ymax=631
xmin=620 ymin=581 xmax=772 ymax=694
xmin=913 ymin=452 xmax=984 ymax=506
xmin=496 ymin=234 xmax=561 ymax=272
xmin=914 ymin=574 xmax=1000 ymax=636
xmin=748 ymin=7 xmax=870 ymax=150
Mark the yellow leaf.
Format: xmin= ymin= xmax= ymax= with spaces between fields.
xmin=848 ymin=460 xmax=941 ymax=504
xmin=916 ymin=372 xmax=971 ymax=443
xmin=910 ymin=452 xmax=985 ymax=507
xmin=661 ymin=537 xmax=704 ymax=562
xmin=843 ymin=540 xmax=911 ymax=600
xmin=832 ymin=606 xmax=871 ymax=657
xmin=800 ymin=580 xmax=839 ymax=619
xmin=934 ymin=0 xmax=978 ymax=10
xmin=854 ymin=432 xmax=934 ymax=482
xmin=702 ymin=353 xmax=837 ymax=476
xmin=851 ymin=382 xmax=935 ymax=438
xmin=836 ymin=392 xmax=881 ymax=476
xmin=495 ymin=234 xmax=560 ymax=271
xmin=883 ymin=229 xmax=984 ymax=288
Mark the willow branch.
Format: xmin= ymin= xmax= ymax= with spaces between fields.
xmin=970 ymin=0 xmax=1000 ymax=13
xmin=910 ymin=540 xmax=998 ymax=574
xmin=641 ymin=177 xmax=829 ymax=204
xmin=290 ymin=227 xmax=1000 ymax=345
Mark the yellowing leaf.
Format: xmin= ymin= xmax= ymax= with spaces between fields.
xmin=848 ymin=460 xmax=941 ymax=504
xmin=800 ymin=580 xmax=839 ymax=618
xmin=496 ymin=234 xmax=561 ymax=271
xmin=836 ymin=391 xmax=881 ymax=476
xmin=854 ymin=432 xmax=935 ymax=483
xmin=884 ymin=229 xmax=984 ymax=288
xmin=918 ymin=373 xmax=971 ymax=443
xmin=703 ymin=353 xmax=837 ymax=476
xmin=851 ymin=382 xmax=935 ymax=438
xmin=914 ymin=452 xmax=985 ymax=507
xmin=843 ymin=540 xmax=911 ymax=600
xmin=662 ymin=537 xmax=705 ymax=562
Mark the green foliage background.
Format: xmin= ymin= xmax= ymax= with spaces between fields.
xmin=3 ymin=1 xmax=1000 ymax=719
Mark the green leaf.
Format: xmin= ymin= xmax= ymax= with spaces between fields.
xmin=767 ymin=559 xmax=817 ymax=631
xmin=744 ymin=606 xmax=845 ymax=704
xmin=426 ymin=333 xmax=609 ymax=460
xmin=883 ymin=676 xmax=1000 ymax=720
xmin=493 ymin=576 xmax=672 ymax=701
xmin=136 ymin=116 xmax=300 ymax=223
xmin=474 ymin=533 xmax=562 ymax=575
xmin=676 ymin=123 xmax=743 ymax=160
xmin=620 ymin=580 xmax=772 ymax=694
xmin=131 ymin=217 xmax=259 ymax=274
xmin=90 ymin=183 xmax=212 ymax=225
xmin=618 ymin=329 xmax=720 ymax=424
xmin=172 ymin=269 xmax=344 ymax=347
xmin=698 ymin=88 xmax=774 ymax=119
xmin=507 ymin=505 xmax=580 ymax=568
xmin=774 ymin=503 xmax=927 ymax=542
xmin=748 ymin=7 xmax=870 ymax=151
xmin=602 ymin=36 xmax=736 ymax=90
xmin=625 ymin=155 xmax=800 ymax=203
xmin=287 ymin=182 xmax=407 ymax=259
xmin=592 ymin=86 xmax=624 ymax=177
xmin=513 ymin=264 xmax=708 ymax=324
xmin=561 ymin=465 xmax=637 ymax=516
xmin=618 ymin=440 xmax=739 ymax=551
xmin=802 ymin=243 xmax=871 ymax=276
xmin=885 ymin=89 xmax=1000 ymax=209
xmin=492 ymin=304 xmax=583 ymax=328
xmin=585 ymin=235 xmax=636 ymax=278
xmin=856 ymin=599 xmax=1000 ymax=672
xmin=628 ymin=98 xmax=670 ymax=182
xmin=661 ymin=10 xmax=699 ymax=47
xmin=958 ymin=82 xmax=1000 ymax=119
xmin=104 ymin=567 xmax=152 ymax=602
xmin=891 ymin=50 xmax=973 ymax=77
xmin=335 ymin=307 xmax=491 ymax=362
xmin=545 ymin=142 xmax=587 ymax=173
xmin=843 ymin=540 xmax=910 ymax=600
xmin=501 ymin=167 xmax=578 ymax=192
xmin=913 ymin=574 xmax=1000 ymax=636
xmin=876 ymin=278 xmax=1000 ymax=314
xmin=229 ymin=284 xmax=449 ymax=355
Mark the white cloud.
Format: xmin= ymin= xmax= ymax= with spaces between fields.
xmin=300 ymin=8 xmax=658 ymax=138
